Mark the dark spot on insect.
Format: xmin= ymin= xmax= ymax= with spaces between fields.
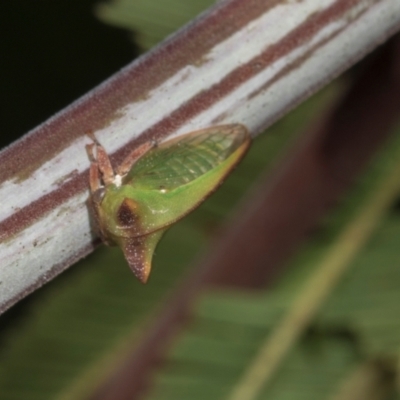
xmin=117 ymin=199 xmax=138 ymax=228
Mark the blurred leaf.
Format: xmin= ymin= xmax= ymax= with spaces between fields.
xmin=144 ymin=122 xmax=400 ymax=400
xmin=96 ymin=0 xmax=215 ymax=50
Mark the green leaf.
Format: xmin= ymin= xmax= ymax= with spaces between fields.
xmin=96 ymin=0 xmax=216 ymax=50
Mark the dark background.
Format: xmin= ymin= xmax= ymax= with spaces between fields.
xmin=0 ymin=0 xmax=136 ymax=150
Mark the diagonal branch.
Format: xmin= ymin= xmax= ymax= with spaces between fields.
xmin=0 ymin=0 xmax=400 ymax=313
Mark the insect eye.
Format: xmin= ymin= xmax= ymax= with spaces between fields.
xmin=92 ymin=188 xmax=106 ymax=204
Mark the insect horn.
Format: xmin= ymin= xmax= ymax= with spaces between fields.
xmin=118 ymin=229 xmax=166 ymax=283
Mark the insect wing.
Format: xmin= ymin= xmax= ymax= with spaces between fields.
xmin=123 ymin=124 xmax=250 ymax=234
xmin=126 ymin=125 xmax=248 ymax=189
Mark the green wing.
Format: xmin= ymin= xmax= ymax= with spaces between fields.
xmin=124 ymin=124 xmax=249 ymax=191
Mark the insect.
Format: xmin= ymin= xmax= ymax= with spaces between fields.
xmin=87 ymin=124 xmax=251 ymax=283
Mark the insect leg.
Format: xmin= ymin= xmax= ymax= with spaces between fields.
xmin=116 ymin=141 xmax=154 ymax=176
xmin=88 ymin=161 xmax=101 ymax=193
xmin=86 ymin=143 xmax=102 ymax=191
xmin=86 ymin=135 xmax=115 ymax=185
xmin=95 ymin=145 xmax=115 ymax=185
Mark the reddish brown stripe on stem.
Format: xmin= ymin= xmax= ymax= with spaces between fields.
xmin=0 ymin=0 xmax=278 ymax=184
xmin=110 ymin=0 xmax=369 ymax=155
xmin=0 ymin=174 xmax=87 ymax=242
xmin=247 ymin=2 xmax=373 ymax=101
xmin=0 ymin=0 xmax=381 ymax=242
